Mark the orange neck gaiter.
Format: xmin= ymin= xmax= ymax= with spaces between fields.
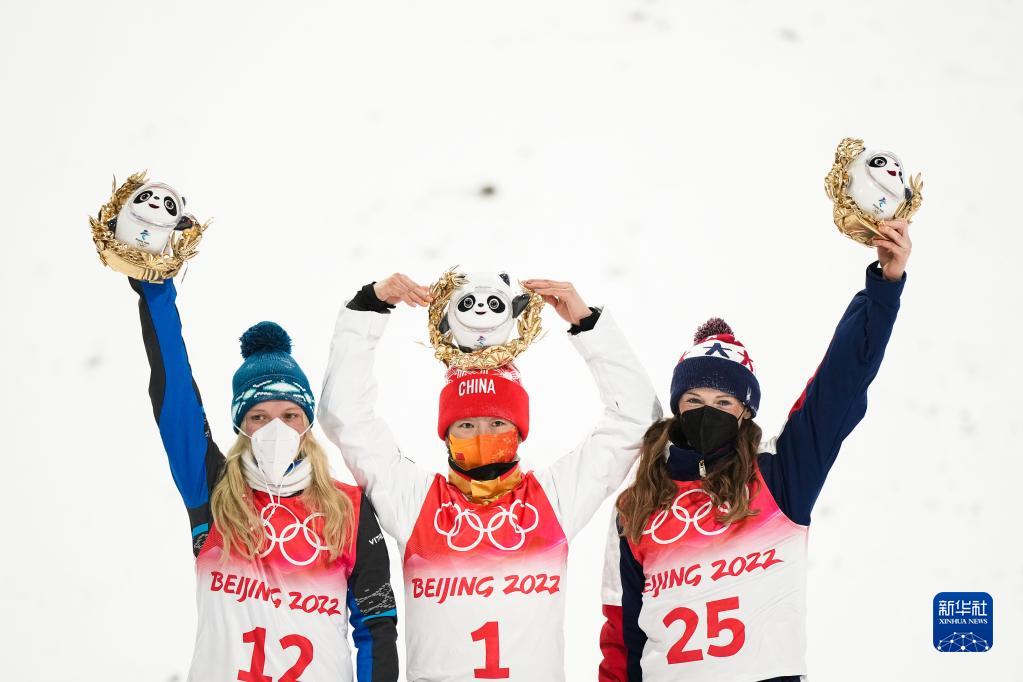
xmin=447 ymin=431 xmax=523 ymax=504
xmin=448 ymin=462 xmax=524 ymax=505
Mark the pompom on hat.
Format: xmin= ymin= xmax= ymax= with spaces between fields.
xmin=438 ymin=363 xmax=530 ymax=440
xmin=669 ymin=317 xmax=761 ymax=417
xmin=231 ymin=321 xmax=315 ymax=430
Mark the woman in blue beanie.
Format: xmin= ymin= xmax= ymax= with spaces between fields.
xmin=598 ymin=219 xmax=913 ymax=681
xmin=126 ymin=276 xmax=398 ymax=682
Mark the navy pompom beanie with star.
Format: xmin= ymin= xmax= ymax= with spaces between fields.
xmin=230 ymin=321 xmax=315 ymax=430
xmin=669 ymin=318 xmax=761 ymax=417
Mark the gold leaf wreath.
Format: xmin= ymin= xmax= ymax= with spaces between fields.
xmin=824 ymin=137 xmax=923 ymax=247
xmin=89 ymin=171 xmax=209 ymax=283
xmin=427 ymin=268 xmax=545 ymax=370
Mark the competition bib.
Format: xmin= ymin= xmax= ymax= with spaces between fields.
xmin=630 ymin=472 xmax=808 ymax=681
xmin=402 ymin=473 xmax=570 ymax=681
xmin=189 ymin=491 xmax=356 ymax=682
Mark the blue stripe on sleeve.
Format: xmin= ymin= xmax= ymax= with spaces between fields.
xmin=363 ymin=608 xmax=397 ymax=621
xmin=347 ymin=588 xmax=374 ymax=682
xmin=141 ymin=281 xmax=211 ymax=509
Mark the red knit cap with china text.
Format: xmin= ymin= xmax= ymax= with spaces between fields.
xmin=437 ymin=364 xmax=530 ymax=440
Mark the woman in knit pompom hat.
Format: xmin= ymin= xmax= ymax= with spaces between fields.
xmin=598 ymin=219 xmax=914 ymax=682
xmin=123 ymin=276 xmax=398 ymax=681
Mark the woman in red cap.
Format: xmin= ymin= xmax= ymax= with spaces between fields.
xmin=598 ymin=220 xmax=913 ymax=681
xmin=319 ymin=275 xmax=661 ymax=681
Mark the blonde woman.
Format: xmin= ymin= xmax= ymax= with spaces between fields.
xmin=128 ymin=277 xmax=398 ymax=682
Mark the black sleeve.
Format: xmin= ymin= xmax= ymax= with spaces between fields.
xmin=569 ymin=306 xmax=602 ymax=335
xmin=348 ymin=492 xmax=399 ymax=682
xmin=347 ymin=282 xmax=396 ymax=314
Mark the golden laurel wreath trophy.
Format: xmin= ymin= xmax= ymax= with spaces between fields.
xmin=89 ymin=171 xmax=209 ymax=283
xmin=427 ymin=268 xmax=545 ymax=370
xmin=824 ymin=137 xmax=923 ymax=246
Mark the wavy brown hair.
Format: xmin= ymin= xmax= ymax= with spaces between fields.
xmin=209 ymin=429 xmax=354 ymax=563
xmin=616 ymin=416 xmax=763 ymax=542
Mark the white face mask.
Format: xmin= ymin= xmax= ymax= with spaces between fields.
xmin=245 ymin=418 xmax=308 ymax=485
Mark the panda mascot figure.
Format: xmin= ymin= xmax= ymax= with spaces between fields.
xmin=845 ymin=149 xmax=912 ymax=220
xmin=109 ymin=181 xmax=195 ymax=255
xmin=824 ymin=137 xmax=923 ymax=246
xmin=439 ymin=272 xmax=531 ymax=351
xmin=90 ymin=171 xmax=208 ymax=283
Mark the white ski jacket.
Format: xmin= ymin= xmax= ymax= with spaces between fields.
xmin=319 ymin=304 xmax=661 ymax=681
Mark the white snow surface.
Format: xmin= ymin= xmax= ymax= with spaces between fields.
xmin=2 ymin=1 xmax=1022 ymax=680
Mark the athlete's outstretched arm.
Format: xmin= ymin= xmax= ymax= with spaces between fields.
xmin=765 ymin=220 xmax=911 ymax=525
xmin=130 ymin=278 xmax=223 ymax=554
xmin=347 ymin=491 xmax=399 ymax=682
xmin=599 ymin=513 xmax=646 ymax=682
xmin=319 ymin=280 xmax=434 ymax=544
xmin=527 ymin=280 xmax=662 ymax=540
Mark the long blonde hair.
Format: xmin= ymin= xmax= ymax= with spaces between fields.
xmin=616 ymin=417 xmax=763 ymax=543
xmin=209 ymin=429 xmax=354 ymax=562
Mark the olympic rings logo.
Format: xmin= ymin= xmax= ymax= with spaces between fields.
xmin=433 ymin=500 xmax=540 ymax=552
xmin=258 ymin=501 xmax=329 ymax=567
xmin=642 ymin=488 xmax=731 ymax=545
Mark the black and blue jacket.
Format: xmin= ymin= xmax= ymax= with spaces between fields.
xmin=131 ymin=277 xmax=399 ymax=681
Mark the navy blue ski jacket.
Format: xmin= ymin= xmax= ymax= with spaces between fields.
xmin=602 ymin=262 xmax=904 ymax=682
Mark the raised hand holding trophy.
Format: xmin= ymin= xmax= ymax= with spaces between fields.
xmin=427 ymin=269 xmax=545 ymax=370
xmin=90 ymin=171 xmax=208 ymax=282
xmin=824 ymin=137 xmax=923 ymax=246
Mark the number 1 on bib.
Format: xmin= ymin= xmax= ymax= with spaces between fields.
xmin=471 ymin=621 xmax=510 ymax=679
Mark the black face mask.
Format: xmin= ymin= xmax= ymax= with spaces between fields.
xmin=668 ymin=406 xmax=740 ymax=456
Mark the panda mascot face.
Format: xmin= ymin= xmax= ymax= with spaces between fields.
xmin=440 ymin=272 xmax=531 ymax=350
xmin=846 ymin=149 xmax=911 ymax=220
xmin=113 ymin=182 xmax=188 ymax=255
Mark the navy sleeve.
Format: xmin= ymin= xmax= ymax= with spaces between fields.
xmin=761 ymin=262 xmax=904 ymax=525
xmin=347 ymin=492 xmax=399 ymax=682
xmin=131 ymin=278 xmax=224 ymax=554
xmin=620 ymin=526 xmax=647 ymax=680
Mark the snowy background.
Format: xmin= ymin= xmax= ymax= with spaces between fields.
xmin=2 ymin=0 xmax=1022 ymax=679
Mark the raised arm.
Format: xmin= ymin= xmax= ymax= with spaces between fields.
xmin=130 ymin=278 xmax=223 ymax=554
xmin=318 ymin=280 xmax=434 ymax=543
xmin=346 ymin=490 xmax=399 ymax=682
xmin=763 ymin=223 xmax=910 ymax=525
xmin=527 ymin=280 xmax=662 ymax=540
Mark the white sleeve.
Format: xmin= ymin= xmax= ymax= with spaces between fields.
xmin=601 ymin=512 xmax=624 ymax=608
xmin=535 ymin=309 xmax=662 ymax=540
xmin=318 ymin=304 xmax=434 ymax=544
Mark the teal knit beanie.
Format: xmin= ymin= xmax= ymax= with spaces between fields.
xmin=230 ymin=321 xmax=315 ymax=430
